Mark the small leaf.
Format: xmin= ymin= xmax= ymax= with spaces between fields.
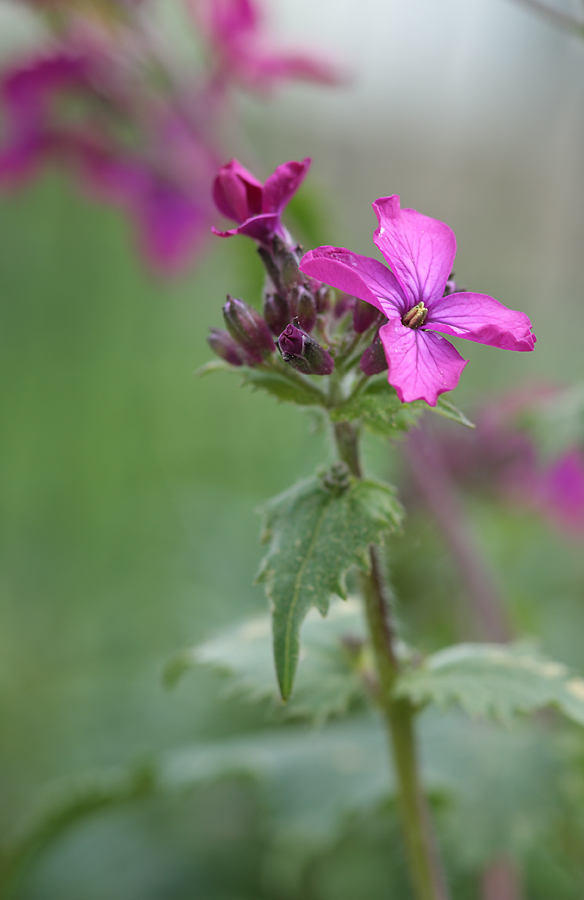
xmin=395 ymin=642 xmax=584 ymax=726
xmin=168 ymin=598 xmax=371 ymax=723
xmin=241 ymin=368 xmax=326 ymax=406
xmin=428 ymin=396 xmax=475 ymax=429
xmin=331 ymin=380 xmax=422 ymax=437
xmin=257 ymin=471 xmax=403 ymax=700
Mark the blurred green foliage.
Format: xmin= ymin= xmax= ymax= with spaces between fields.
xmin=3 ymin=171 xmax=584 ymax=900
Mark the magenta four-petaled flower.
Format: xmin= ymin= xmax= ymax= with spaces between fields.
xmin=299 ymin=195 xmax=536 ymax=406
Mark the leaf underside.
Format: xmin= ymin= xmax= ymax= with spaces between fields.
xmin=256 ymin=474 xmax=403 ymax=700
xmin=168 ymin=598 xmax=371 ymax=724
xmin=395 ymin=642 xmax=584 ymax=726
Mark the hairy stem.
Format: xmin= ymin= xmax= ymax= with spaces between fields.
xmin=332 ymin=420 xmax=450 ymax=900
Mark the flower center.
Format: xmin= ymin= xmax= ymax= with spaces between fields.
xmin=402 ymin=302 xmax=428 ymax=329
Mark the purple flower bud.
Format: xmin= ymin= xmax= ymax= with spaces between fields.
xmin=315 ymin=285 xmax=333 ymax=313
xmin=273 ymin=235 xmax=302 ymax=288
xmin=353 ymin=298 xmax=381 ymax=333
xmin=333 ymin=291 xmax=356 ymax=320
xmin=223 ymin=296 xmax=275 ymax=359
xmin=278 ymin=322 xmax=305 ymax=357
xmin=263 ymin=292 xmax=290 ymax=336
xmin=443 ymin=272 xmax=465 ymax=296
xmin=360 ymin=333 xmax=388 ymax=376
xmin=277 ymin=322 xmax=334 ymax=376
xmin=297 ymin=288 xmax=317 ymax=332
xmin=208 ymin=328 xmax=246 ymax=366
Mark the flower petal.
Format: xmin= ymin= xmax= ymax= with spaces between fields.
xmin=212 ymin=211 xmax=282 ymax=243
xmin=262 ymin=157 xmax=311 ymax=214
xmin=299 ymin=246 xmax=405 ymax=316
xmin=379 ymin=320 xmax=468 ymax=406
xmin=212 ymin=159 xmax=263 ymax=223
xmin=372 ymin=195 xmax=456 ymax=306
xmin=425 ymin=292 xmax=536 ymax=351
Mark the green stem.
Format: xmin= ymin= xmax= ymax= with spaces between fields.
xmin=263 ymin=358 xmax=328 ymax=404
xmin=332 ymin=420 xmax=450 ymax=900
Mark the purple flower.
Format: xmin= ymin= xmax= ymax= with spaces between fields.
xmin=536 ymin=449 xmax=584 ymax=535
xmin=0 ymin=53 xmax=89 ymax=185
xmin=77 ymin=113 xmax=219 ymax=273
xmin=212 ymin=156 xmax=310 ymax=246
xmin=191 ymin=0 xmax=341 ymax=92
xmin=0 ymin=47 xmax=219 ymax=273
xmin=299 ymin=195 xmax=536 ymax=406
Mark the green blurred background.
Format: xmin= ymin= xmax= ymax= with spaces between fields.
xmin=3 ymin=0 xmax=584 ymax=896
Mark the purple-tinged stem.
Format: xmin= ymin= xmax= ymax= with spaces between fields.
xmin=510 ymin=0 xmax=584 ymax=34
xmin=405 ymin=428 xmax=512 ymax=643
xmin=405 ymin=428 xmax=523 ymax=900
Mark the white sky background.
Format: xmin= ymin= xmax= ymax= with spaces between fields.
xmin=1 ymin=0 xmax=584 ymax=388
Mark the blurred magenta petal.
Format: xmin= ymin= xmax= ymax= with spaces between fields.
xmin=426 ymin=292 xmax=536 ymax=351
xmin=373 ymin=195 xmax=456 ymax=305
xmin=537 ymin=449 xmax=584 ymax=534
xmin=0 ymin=53 xmax=88 ymax=185
xmin=299 ymin=246 xmax=403 ymax=315
xmin=262 ymin=158 xmax=310 ymax=213
xmin=379 ymin=320 xmax=468 ymax=405
xmin=192 ymin=0 xmax=341 ymax=91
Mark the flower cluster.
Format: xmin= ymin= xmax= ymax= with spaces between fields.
xmin=208 ymin=157 xmax=536 ymax=408
xmin=0 ymin=0 xmax=340 ymax=273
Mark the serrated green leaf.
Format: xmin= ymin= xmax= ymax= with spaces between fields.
xmin=241 ymin=367 xmax=326 ymax=406
xmin=394 ymin=642 xmax=584 ymax=725
xmin=257 ymin=473 xmax=403 ymax=700
xmin=166 ymin=598 xmax=371 ymax=724
xmin=428 ymin=396 xmax=475 ymax=429
xmin=331 ymin=380 xmax=422 ymax=437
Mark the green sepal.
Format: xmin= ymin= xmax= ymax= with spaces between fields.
xmin=394 ymin=642 xmax=584 ymax=726
xmin=256 ymin=467 xmax=403 ymax=700
xmin=241 ymin=368 xmax=326 ymax=406
xmin=331 ymin=379 xmax=422 ymax=437
xmin=428 ymin=396 xmax=475 ymax=429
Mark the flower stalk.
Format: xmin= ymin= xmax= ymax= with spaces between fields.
xmin=332 ymin=416 xmax=451 ymax=900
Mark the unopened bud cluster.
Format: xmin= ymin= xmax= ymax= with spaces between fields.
xmin=208 ymin=159 xmax=389 ymax=381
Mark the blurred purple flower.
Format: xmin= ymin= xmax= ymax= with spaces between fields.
xmin=212 ymin=156 xmax=310 ymax=246
xmin=0 ymin=52 xmax=89 ymax=184
xmin=0 ymin=44 xmax=219 ymax=273
xmin=413 ymin=387 xmax=584 ymax=536
xmin=300 ymin=195 xmax=536 ymax=406
xmin=535 ymin=449 xmax=584 ymax=535
xmin=191 ymin=0 xmax=341 ymax=91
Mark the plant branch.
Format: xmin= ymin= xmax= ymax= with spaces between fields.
xmin=405 ymin=428 xmax=512 ymax=643
xmin=510 ymin=0 xmax=584 ymax=34
xmin=332 ymin=420 xmax=450 ymax=900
